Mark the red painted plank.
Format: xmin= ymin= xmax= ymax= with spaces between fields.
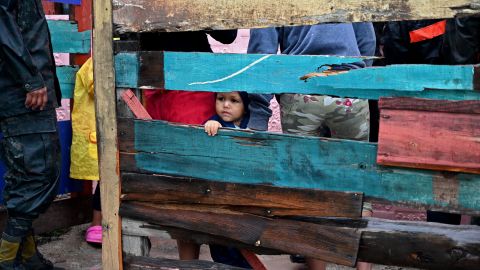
xmin=239 ymin=250 xmax=267 ymax=270
xmin=73 ymin=0 xmax=92 ymax=65
xmin=42 ymin=1 xmax=57 ymax=15
xmin=379 ymin=97 xmax=480 ymax=114
xmin=377 ymin=108 xmax=480 ymax=174
xmin=121 ymin=89 xmax=152 ymax=120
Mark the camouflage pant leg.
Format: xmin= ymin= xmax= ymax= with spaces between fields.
xmin=0 ymin=110 xmax=60 ymax=221
xmin=279 ymin=94 xmax=370 ymax=141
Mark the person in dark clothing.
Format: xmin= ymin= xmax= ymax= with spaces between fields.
xmin=0 ymin=0 xmax=61 ymax=269
xmin=382 ymin=19 xmax=446 ymax=65
xmin=442 ymin=16 xmax=480 ymax=65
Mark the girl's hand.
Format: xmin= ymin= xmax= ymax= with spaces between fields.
xmin=204 ymin=120 xmax=222 ymax=136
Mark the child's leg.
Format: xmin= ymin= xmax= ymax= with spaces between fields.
xmin=92 ymin=183 xmax=102 ymax=226
xmin=177 ymin=240 xmax=200 ymax=260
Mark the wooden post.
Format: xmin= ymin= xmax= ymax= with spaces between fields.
xmin=93 ymin=0 xmax=122 ymax=269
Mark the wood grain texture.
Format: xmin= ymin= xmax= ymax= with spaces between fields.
xmin=117 ymin=118 xmax=480 ymax=214
xmin=93 ymin=0 xmax=122 ymax=269
xmin=359 ymin=218 xmax=480 ymax=269
xmin=112 ymin=0 xmax=480 ymax=32
xmin=48 ymin=20 xmax=91 ymax=54
xmin=377 ymin=109 xmax=480 ymax=174
xmin=121 ymin=173 xmax=363 ymax=218
xmin=124 ymin=218 xmax=480 ymax=269
xmin=124 ymin=255 xmax=246 ymax=270
xmin=115 ymin=52 xmax=480 ymax=101
xmin=379 ymin=97 xmax=480 ymax=114
xmin=120 ymin=201 xmax=361 ymax=266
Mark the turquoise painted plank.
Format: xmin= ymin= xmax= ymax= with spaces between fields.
xmin=114 ymin=52 xmax=480 ymax=100
xmin=164 ymin=52 xmax=475 ymax=91
xmin=129 ymin=120 xmax=480 ymax=213
xmin=115 ymin=53 xmax=139 ymax=88
xmin=48 ymin=20 xmax=91 ymax=54
xmin=56 ymin=66 xmax=78 ymax=99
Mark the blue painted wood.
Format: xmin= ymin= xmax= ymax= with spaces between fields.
xmin=56 ymin=66 xmax=79 ymax=99
xmin=115 ymin=53 xmax=139 ymax=88
xmin=114 ymin=52 xmax=480 ymax=100
xmin=126 ymin=120 xmax=480 ymax=213
xmin=48 ymin=20 xmax=91 ymax=54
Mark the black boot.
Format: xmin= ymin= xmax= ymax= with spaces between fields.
xmin=19 ymin=234 xmax=57 ymax=270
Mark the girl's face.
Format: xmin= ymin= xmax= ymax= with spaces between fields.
xmin=216 ymin=92 xmax=245 ymax=125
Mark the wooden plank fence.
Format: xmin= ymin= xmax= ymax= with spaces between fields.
xmin=93 ymin=0 xmax=480 ymax=269
xmin=113 ymin=0 xmax=480 ymax=32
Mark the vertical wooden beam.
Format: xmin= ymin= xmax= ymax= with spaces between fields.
xmin=93 ymin=0 xmax=122 ymax=269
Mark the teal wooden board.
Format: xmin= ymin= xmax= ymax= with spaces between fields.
xmin=56 ymin=66 xmax=78 ymax=99
xmin=130 ymin=120 xmax=480 ymax=213
xmin=48 ymin=20 xmax=91 ymax=54
xmin=115 ymin=53 xmax=139 ymax=88
xmin=113 ymin=52 xmax=480 ymax=100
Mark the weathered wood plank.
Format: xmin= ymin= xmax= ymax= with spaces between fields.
xmin=120 ymin=203 xmax=480 ymax=269
xmin=123 ymin=217 xmax=480 ymax=269
xmin=115 ymin=52 xmax=480 ymax=101
xmin=379 ymin=97 xmax=480 ymax=114
xmin=122 ymin=219 xmax=281 ymax=255
xmin=117 ymin=118 xmax=480 ymax=214
xmin=56 ymin=66 xmax=78 ymax=99
xmin=93 ymin=0 xmax=122 ymax=269
xmin=0 ymin=196 xmax=92 ymax=235
xmin=359 ymin=218 xmax=480 ymax=269
xmin=120 ymin=201 xmax=361 ymax=266
xmin=121 ymin=173 xmax=363 ymax=218
xmin=124 ymin=255 xmax=246 ymax=270
xmin=377 ymin=108 xmax=480 ymax=174
xmin=112 ymin=0 xmax=480 ymax=33
xmin=48 ymin=20 xmax=91 ymax=54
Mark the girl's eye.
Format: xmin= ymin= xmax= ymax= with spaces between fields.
xmin=231 ymin=99 xmax=240 ymax=103
xmin=217 ymin=97 xmax=225 ymax=101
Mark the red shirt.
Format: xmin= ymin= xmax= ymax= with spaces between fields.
xmin=144 ymin=90 xmax=215 ymax=125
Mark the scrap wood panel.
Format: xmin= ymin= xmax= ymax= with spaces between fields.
xmin=115 ymin=52 xmax=480 ymax=101
xmin=121 ymin=173 xmax=363 ymax=218
xmin=121 ymin=201 xmax=362 ymax=266
xmin=112 ymin=0 xmax=480 ymax=32
xmin=120 ymin=201 xmax=480 ymax=269
xmin=120 ymin=174 xmax=480 ymax=269
xmin=117 ymin=118 xmax=480 ymax=215
xmin=378 ymin=98 xmax=480 ymax=174
xmin=124 ymin=255 xmax=246 ymax=270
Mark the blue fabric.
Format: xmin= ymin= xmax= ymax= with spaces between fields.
xmin=353 ymin=22 xmax=377 ymax=66
xmin=248 ymin=23 xmax=377 ymax=67
xmin=247 ymin=94 xmax=272 ymax=131
xmin=210 ymin=245 xmax=252 ymax=269
xmin=47 ymin=0 xmax=81 ymax=4
xmin=208 ymin=114 xmax=250 ymax=129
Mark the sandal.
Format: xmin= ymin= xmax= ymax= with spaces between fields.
xmin=85 ymin=225 xmax=102 ymax=244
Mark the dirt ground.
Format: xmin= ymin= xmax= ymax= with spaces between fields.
xmin=37 ymin=223 xmax=416 ymax=270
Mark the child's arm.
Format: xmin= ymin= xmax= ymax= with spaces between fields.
xmin=204 ymin=120 xmax=222 ymax=136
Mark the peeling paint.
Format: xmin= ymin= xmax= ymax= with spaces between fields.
xmin=188 ymin=55 xmax=272 ymax=85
